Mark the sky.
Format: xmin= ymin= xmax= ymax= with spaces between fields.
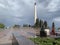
xmin=0 ymin=0 xmax=60 ymax=28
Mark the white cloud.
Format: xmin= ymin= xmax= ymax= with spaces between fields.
xmin=53 ymin=17 xmax=60 ymax=22
xmin=7 ymin=0 xmax=19 ymax=10
xmin=0 ymin=3 xmax=6 ymax=8
xmin=22 ymin=0 xmax=34 ymax=6
xmin=47 ymin=0 xmax=60 ymax=12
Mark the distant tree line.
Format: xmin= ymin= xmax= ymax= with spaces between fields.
xmin=23 ymin=24 xmax=31 ymax=27
xmin=13 ymin=24 xmax=31 ymax=28
xmin=13 ymin=24 xmax=20 ymax=28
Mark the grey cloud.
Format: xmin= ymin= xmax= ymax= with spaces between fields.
xmin=0 ymin=0 xmax=60 ymax=28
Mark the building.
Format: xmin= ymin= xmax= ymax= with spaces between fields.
xmin=45 ymin=29 xmax=50 ymax=36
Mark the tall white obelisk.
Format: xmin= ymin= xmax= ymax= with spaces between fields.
xmin=34 ymin=1 xmax=38 ymax=24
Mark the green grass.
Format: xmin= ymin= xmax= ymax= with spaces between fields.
xmin=30 ymin=37 xmax=60 ymax=45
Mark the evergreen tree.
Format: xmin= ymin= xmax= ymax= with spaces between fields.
xmin=39 ymin=20 xmax=43 ymax=28
xmin=34 ymin=18 xmax=39 ymax=27
xmin=52 ymin=22 xmax=55 ymax=28
xmin=44 ymin=21 xmax=48 ymax=28
xmin=40 ymin=25 xmax=47 ymax=37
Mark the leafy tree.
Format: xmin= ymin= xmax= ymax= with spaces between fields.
xmin=0 ymin=23 xmax=5 ymax=28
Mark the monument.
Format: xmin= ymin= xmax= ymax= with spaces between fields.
xmin=34 ymin=1 xmax=38 ymax=24
xmin=51 ymin=22 xmax=56 ymax=35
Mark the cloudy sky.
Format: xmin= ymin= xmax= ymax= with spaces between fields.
xmin=0 ymin=0 xmax=60 ymax=28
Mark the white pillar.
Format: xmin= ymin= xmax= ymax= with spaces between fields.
xmin=34 ymin=2 xmax=37 ymax=24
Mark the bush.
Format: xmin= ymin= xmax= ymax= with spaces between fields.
xmin=0 ymin=23 xmax=5 ymax=28
xmin=40 ymin=31 xmax=47 ymax=37
xmin=30 ymin=37 xmax=60 ymax=45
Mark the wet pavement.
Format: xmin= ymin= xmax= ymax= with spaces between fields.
xmin=0 ymin=27 xmax=36 ymax=45
xmin=13 ymin=31 xmax=35 ymax=45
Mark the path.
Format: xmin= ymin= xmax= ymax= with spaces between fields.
xmin=0 ymin=27 xmax=36 ymax=45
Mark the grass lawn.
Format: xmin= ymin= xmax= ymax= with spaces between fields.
xmin=30 ymin=37 xmax=60 ymax=45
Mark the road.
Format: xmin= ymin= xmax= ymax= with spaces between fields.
xmin=0 ymin=27 xmax=36 ymax=45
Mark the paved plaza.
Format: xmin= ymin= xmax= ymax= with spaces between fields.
xmin=0 ymin=27 xmax=36 ymax=45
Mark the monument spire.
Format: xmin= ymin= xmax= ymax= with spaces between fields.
xmin=34 ymin=0 xmax=38 ymax=24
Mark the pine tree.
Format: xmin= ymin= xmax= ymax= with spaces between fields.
xmin=40 ymin=25 xmax=47 ymax=37
xmin=40 ymin=25 xmax=44 ymax=31
xmin=39 ymin=20 xmax=43 ymax=28
xmin=52 ymin=22 xmax=55 ymax=28
xmin=44 ymin=21 xmax=48 ymax=28
xmin=34 ymin=18 xmax=39 ymax=27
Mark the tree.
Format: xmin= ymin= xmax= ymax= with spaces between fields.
xmin=34 ymin=18 xmax=39 ymax=27
xmin=52 ymin=22 xmax=55 ymax=28
xmin=44 ymin=21 xmax=48 ymax=28
xmin=40 ymin=25 xmax=47 ymax=37
xmin=13 ymin=25 xmax=20 ymax=28
xmin=0 ymin=23 xmax=5 ymax=28
xmin=39 ymin=20 xmax=43 ymax=28
xmin=29 ymin=25 xmax=31 ymax=27
xmin=23 ymin=24 xmax=29 ymax=27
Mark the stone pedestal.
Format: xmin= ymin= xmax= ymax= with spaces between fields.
xmin=40 ymin=31 xmax=47 ymax=37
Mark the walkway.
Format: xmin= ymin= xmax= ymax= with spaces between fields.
xmin=0 ymin=27 xmax=36 ymax=45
